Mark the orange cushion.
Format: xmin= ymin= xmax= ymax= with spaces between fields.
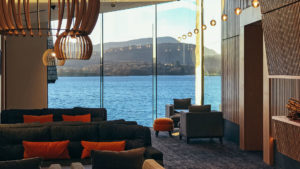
xmin=153 ymin=124 xmax=174 ymax=131
xmin=23 ymin=140 xmax=70 ymax=159
xmin=154 ymin=118 xmax=173 ymax=125
xmin=81 ymin=140 xmax=126 ymax=159
xmin=23 ymin=114 xmax=53 ymax=123
xmin=62 ymin=114 xmax=91 ymax=122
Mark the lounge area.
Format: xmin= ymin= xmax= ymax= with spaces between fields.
xmin=1 ymin=0 xmax=300 ymax=169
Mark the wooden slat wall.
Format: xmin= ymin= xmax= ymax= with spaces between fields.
xmin=270 ymin=79 xmax=300 ymax=135
xmin=222 ymin=0 xmax=251 ymax=124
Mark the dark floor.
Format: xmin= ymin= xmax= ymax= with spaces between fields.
xmin=151 ymin=129 xmax=276 ymax=169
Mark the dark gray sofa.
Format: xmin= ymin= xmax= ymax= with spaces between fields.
xmin=0 ymin=107 xmax=107 ymax=124
xmin=0 ymin=121 xmax=163 ymax=167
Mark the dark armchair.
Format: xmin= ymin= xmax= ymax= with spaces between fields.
xmin=165 ymin=98 xmax=192 ymax=127
xmin=179 ymin=105 xmax=224 ymax=144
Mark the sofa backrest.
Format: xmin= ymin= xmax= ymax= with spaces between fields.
xmin=0 ymin=121 xmax=151 ymax=161
xmin=0 ymin=107 xmax=107 ymax=124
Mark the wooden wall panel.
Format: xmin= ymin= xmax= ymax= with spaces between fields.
xmin=270 ymin=79 xmax=300 ymax=135
xmin=222 ymin=0 xmax=251 ymax=124
xmin=260 ymin=0 xmax=299 ymax=14
xmin=262 ymin=1 xmax=300 ymax=75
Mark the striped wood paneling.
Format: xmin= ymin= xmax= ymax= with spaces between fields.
xmin=222 ymin=0 xmax=251 ymax=124
xmin=270 ymin=79 xmax=300 ymax=135
xmin=262 ymin=1 xmax=300 ymax=75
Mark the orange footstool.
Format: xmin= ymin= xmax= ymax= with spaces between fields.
xmin=153 ymin=118 xmax=174 ymax=137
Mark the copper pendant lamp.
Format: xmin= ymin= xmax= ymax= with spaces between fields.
xmin=0 ymin=0 xmax=100 ymax=61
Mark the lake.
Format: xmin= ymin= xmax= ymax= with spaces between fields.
xmin=48 ymin=75 xmax=221 ymax=126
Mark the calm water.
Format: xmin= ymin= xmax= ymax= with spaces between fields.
xmin=48 ymin=75 xmax=221 ymax=126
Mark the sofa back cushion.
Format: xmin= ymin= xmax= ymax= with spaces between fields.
xmin=1 ymin=109 xmax=45 ymax=124
xmin=98 ymin=124 xmax=151 ymax=150
xmin=50 ymin=123 xmax=98 ymax=159
xmin=173 ymin=98 xmax=191 ymax=109
xmin=0 ymin=125 xmax=50 ymax=161
xmin=1 ymin=108 xmax=107 ymax=124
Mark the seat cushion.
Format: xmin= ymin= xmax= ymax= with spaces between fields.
xmin=173 ymin=98 xmax=191 ymax=109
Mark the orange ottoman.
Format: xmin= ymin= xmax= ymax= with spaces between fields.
xmin=153 ymin=118 xmax=174 ymax=137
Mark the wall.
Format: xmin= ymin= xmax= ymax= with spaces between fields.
xmin=222 ymin=0 xmax=251 ymax=124
xmin=2 ymin=35 xmax=48 ymax=109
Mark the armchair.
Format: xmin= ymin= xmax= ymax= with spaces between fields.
xmin=179 ymin=106 xmax=224 ymax=144
xmin=165 ymin=98 xmax=192 ymax=127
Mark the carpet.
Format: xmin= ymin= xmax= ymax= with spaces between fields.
xmin=151 ymin=129 xmax=276 ymax=169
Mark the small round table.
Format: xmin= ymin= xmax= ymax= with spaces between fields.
xmin=153 ymin=118 xmax=174 ymax=137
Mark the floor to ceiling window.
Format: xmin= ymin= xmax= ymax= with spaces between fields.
xmin=157 ymin=0 xmax=196 ymax=118
xmin=103 ymin=6 xmax=155 ymax=126
xmin=203 ymin=0 xmax=222 ymax=110
xmin=47 ymin=0 xmax=221 ymax=126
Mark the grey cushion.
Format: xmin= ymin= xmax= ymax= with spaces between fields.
xmin=0 ymin=157 xmax=41 ymax=169
xmin=173 ymin=98 xmax=191 ymax=109
xmin=92 ymin=148 xmax=145 ymax=169
xmin=188 ymin=105 xmax=211 ymax=112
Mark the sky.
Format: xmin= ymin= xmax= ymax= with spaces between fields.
xmin=52 ymin=0 xmax=221 ymax=54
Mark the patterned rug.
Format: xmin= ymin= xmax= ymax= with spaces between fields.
xmin=151 ymin=129 xmax=276 ymax=169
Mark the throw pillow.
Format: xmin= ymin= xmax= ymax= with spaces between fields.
xmin=23 ymin=114 xmax=53 ymax=123
xmin=92 ymin=147 xmax=145 ymax=169
xmin=173 ymin=98 xmax=191 ymax=109
xmin=62 ymin=114 xmax=91 ymax=122
xmin=188 ymin=105 xmax=211 ymax=112
xmin=0 ymin=157 xmax=41 ymax=169
xmin=81 ymin=140 xmax=126 ymax=159
xmin=23 ymin=140 xmax=70 ymax=159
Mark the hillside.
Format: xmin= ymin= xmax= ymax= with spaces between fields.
xmin=58 ymin=37 xmax=221 ymax=76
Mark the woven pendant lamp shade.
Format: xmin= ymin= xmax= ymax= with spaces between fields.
xmin=42 ymin=49 xmax=66 ymax=66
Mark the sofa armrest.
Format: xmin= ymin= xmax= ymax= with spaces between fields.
xmin=48 ymin=164 xmax=62 ymax=169
xmin=71 ymin=162 xmax=85 ymax=169
xmin=165 ymin=104 xmax=174 ymax=117
xmin=144 ymin=146 xmax=163 ymax=166
xmin=143 ymin=159 xmax=165 ymax=169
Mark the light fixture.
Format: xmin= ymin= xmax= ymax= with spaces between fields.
xmin=182 ymin=35 xmax=187 ymax=39
xmin=194 ymin=28 xmax=199 ymax=34
xmin=235 ymin=8 xmax=242 ymax=15
xmin=0 ymin=0 xmax=100 ymax=60
xmin=252 ymin=0 xmax=260 ymax=8
xmin=42 ymin=49 xmax=66 ymax=66
xmin=178 ymin=37 xmax=182 ymax=41
xmin=188 ymin=32 xmax=193 ymax=37
xmin=210 ymin=20 xmax=217 ymax=26
xmin=202 ymin=25 xmax=207 ymax=30
xmin=54 ymin=32 xmax=93 ymax=60
xmin=222 ymin=14 xmax=228 ymax=21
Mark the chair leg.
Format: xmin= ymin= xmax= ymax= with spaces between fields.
xmin=155 ymin=131 xmax=159 ymax=137
xmin=168 ymin=131 xmax=172 ymax=137
xmin=186 ymin=137 xmax=190 ymax=144
xmin=219 ymin=137 xmax=223 ymax=144
xmin=179 ymin=134 xmax=182 ymax=140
